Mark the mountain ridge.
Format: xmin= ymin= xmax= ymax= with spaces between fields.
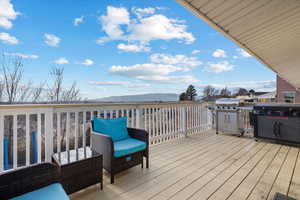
xmin=90 ymin=93 xmax=179 ymax=102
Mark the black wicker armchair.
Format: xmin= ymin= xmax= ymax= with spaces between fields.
xmin=91 ymin=122 xmax=149 ymax=184
xmin=0 ymin=163 xmax=69 ymax=200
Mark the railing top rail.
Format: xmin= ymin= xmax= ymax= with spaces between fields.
xmin=0 ymin=101 xmax=208 ymax=110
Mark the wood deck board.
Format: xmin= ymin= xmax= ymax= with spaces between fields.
xmin=71 ymin=131 xmax=300 ymax=200
xmin=247 ymin=146 xmax=289 ymax=200
xmin=267 ymin=147 xmax=299 ymax=200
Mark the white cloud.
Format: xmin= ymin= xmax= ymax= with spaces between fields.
xmin=117 ymin=43 xmax=150 ymax=52
xmin=150 ymin=53 xmax=202 ymax=67
xmin=89 ymin=81 xmax=149 ymax=87
xmin=76 ymin=59 xmax=94 ymax=66
xmin=98 ymin=6 xmax=195 ymax=46
xmin=203 ymin=61 xmax=234 ymax=73
xmin=0 ymin=0 xmax=20 ymax=29
xmin=4 ymin=52 xmax=38 ymax=59
xmin=128 ymin=14 xmax=195 ymax=44
xmin=132 ymin=7 xmax=156 ymax=19
xmin=74 ymin=16 xmax=84 ymax=26
xmin=54 ymin=57 xmax=69 ymax=65
xmin=192 ymin=49 xmax=201 ymax=54
xmin=138 ymin=75 xmax=199 ymax=83
xmin=44 ymin=33 xmax=60 ymax=47
xmin=109 ymin=53 xmax=201 ymax=84
xmin=98 ymin=6 xmax=130 ymax=43
xmin=212 ymin=49 xmax=227 ymax=58
xmin=237 ymin=48 xmax=252 ymax=57
xmin=109 ymin=63 xmax=187 ymax=77
xmin=0 ymin=32 xmax=18 ymax=44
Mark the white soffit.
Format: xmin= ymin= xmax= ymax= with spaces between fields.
xmin=177 ymin=0 xmax=300 ymax=88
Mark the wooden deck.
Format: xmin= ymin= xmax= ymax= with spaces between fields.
xmin=71 ymin=130 xmax=300 ymax=200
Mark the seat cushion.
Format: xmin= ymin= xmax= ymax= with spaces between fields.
xmin=114 ymin=138 xmax=146 ymax=157
xmin=10 ymin=183 xmax=69 ymax=200
xmin=93 ymin=117 xmax=129 ymax=142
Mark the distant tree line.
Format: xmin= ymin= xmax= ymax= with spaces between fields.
xmin=202 ymin=85 xmax=256 ymax=101
xmin=0 ymin=54 xmax=82 ymax=104
xmin=178 ymin=84 xmax=256 ymax=102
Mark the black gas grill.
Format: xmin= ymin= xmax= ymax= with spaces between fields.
xmin=251 ymin=103 xmax=300 ymax=144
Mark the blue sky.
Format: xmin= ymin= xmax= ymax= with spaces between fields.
xmin=0 ymin=0 xmax=276 ymax=99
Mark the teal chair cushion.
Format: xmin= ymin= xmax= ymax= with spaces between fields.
xmin=93 ymin=117 xmax=129 ymax=142
xmin=114 ymin=137 xmax=146 ymax=157
xmin=10 ymin=183 xmax=69 ymax=200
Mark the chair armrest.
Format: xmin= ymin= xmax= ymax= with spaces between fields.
xmin=0 ymin=163 xmax=60 ymax=199
xmin=127 ymin=128 xmax=149 ymax=145
xmin=91 ymin=131 xmax=113 ymax=157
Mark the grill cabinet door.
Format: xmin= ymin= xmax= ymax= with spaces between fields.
xmin=257 ymin=116 xmax=300 ymax=143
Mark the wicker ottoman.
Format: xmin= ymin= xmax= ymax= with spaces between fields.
xmin=52 ymin=147 xmax=103 ymax=194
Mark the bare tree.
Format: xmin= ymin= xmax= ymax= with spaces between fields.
xmin=61 ymin=82 xmax=81 ymax=102
xmin=0 ymin=81 xmax=5 ymax=102
xmin=1 ymin=55 xmax=24 ymax=104
xmin=17 ymin=81 xmax=33 ymax=102
xmin=203 ymin=85 xmax=218 ymax=98
xmin=32 ymin=82 xmax=45 ymax=103
xmin=48 ymin=66 xmax=64 ymax=102
xmin=220 ymin=87 xmax=231 ymax=97
xmin=48 ymin=66 xmax=81 ymax=103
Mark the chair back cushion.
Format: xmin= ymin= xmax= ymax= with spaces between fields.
xmin=93 ymin=117 xmax=129 ymax=142
xmin=114 ymin=138 xmax=146 ymax=157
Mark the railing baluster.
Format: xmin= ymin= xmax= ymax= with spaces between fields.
xmin=136 ymin=107 xmax=140 ymax=128
xmin=155 ymin=108 xmax=158 ymax=138
xmin=13 ymin=115 xmax=17 ymax=169
xmin=82 ymin=111 xmax=86 ymax=148
xmin=75 ymin=112 xmax=79 ymax=150
xmin=25 ymin=113 xmax=30 ymax=166
xmin=37 ymin=113 xmax=42 ymax=163
xmin=175 ymin=107 xmax=178 ymax=134
xmin=116 ymin=109 xmax=119 ymax=118
xmin=131 ymin=109 xmax=134 ymax=127
xmin=173 ymin=107 xmax=176 ymax=135
xmin=66 ymin=112 xmax=70 ymax=151
xmin=110 ymin=110 xmax=113 ymax=119
xmin=126 ymin=109 xmax=129 ymax=126
xmin=0 ymin=115 xmax=3 ymax=170
xmin=144 ymin=108 xmax=147 ymax=131
xmin=161 ymin=108 xmax=165 ymax=142
xmin=151 ymin=108 xmax=155 ymax=141
xmin=193 ymin=105 xmax=195 ymax=133
xmin=57 ymin=112 xmax=61 ymax=153
xmin=159 ymin=107 xmax=162 ymax=141
xmin=45 ymin=109 xmax=53 ymax=162
xmin=169 ymin=107 xmax=172 ymax=137
xmin=148 ymin=108 xmax=151 ymax=140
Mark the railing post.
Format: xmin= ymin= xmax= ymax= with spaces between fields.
xmin=135 ymin=106 xmax=143 ymax=129
xmin=182 ymin=105 xmax=187 ymax=137
xmin=45 ymin=107 xmax=54 ymax=162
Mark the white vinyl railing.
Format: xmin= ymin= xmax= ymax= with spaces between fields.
xmin=0 ymin=102 xmax=212 ymax=172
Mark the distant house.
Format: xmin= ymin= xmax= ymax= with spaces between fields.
xmin=277 ymin=75 xmax=300 ymax=103
xmin=236 ymin=92 xmax=275 ymax=103
xmin=256 ymin=92 xmax=276 ymax=102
